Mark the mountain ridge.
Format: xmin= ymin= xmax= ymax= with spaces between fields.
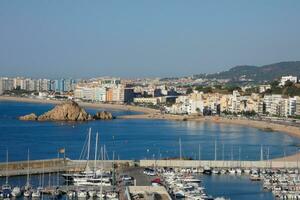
xmin=194 ymin=61 xmax=300 ymax=83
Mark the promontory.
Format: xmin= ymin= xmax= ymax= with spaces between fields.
xmin=19 ymin=101 xmax=114 ymax=121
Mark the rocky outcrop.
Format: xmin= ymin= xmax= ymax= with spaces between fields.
xmin=19 ymin=101 xmax=114 ymax=121
xmin=37 ymin=101 xmax=91 ymax=121
xmin=94 ymin=111 xmax=114 ymax=120
xmin=19 ymin=113 xmax=38 ymax=121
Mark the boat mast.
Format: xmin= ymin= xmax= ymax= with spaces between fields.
xmin=57 ymin=152 xmax=59 ymax=186
xmin=94 ymin=132 xmax=99 ymax=172
xmin=100 ymin=146 xmax=104 ymax=200
xmin=214 ymin=140 xmax=217 ymax=161
xmin=198 ymin=144 xmax=201 ymax=160
xmin=26 ymin=148 xmax=30 ymax=186
xmin=179 ymin=138 xmax=182 ymax=160
xmin=222 ymin=143 xmax=225 ymax=161
xmin=42 ymin=161 xmax=44 ymax=188
xmin=260 ymin=145 xmax=263 ymax=161
xmin=86 ymin=128 xmax=92 ymax=171
xmin=5 ymin=149 xmax=8 ymax=185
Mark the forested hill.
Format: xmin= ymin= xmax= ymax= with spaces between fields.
xmin=194 ymin=61 xmax=300 ymax=83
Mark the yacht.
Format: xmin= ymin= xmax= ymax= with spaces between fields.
xmin=2 ymin=184 xmax=12 ymax=198
xmin=2 ymin=150 xmax=12 ymax=198
xmin=77 ymin=190 xmax=88 ymax=198
xmin=32 ymin=189 xmax=41 ymax=198
xmin=11 ymin=186 xmax=21 ymax=197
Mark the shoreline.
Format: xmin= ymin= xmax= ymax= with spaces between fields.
xmin=2 ymin=96 xmax=300 ymax=162
xmin=0 ymin=96 xmax=158 ymax=114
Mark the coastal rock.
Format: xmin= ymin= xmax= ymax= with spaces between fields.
xmin=37 ymin=101 xmax=91 ymax=121
xmin=19 ymin=113 xmax=38 ymax=121
xmin=93 ymin=111 xmax=114 ymax=120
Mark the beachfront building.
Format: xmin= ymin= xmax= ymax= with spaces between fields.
xmin=229 ymin=90 xmax=241 ymax=113
xmin=94 ymin=87 xmax=107 ymax=102
xmin=296 ymin=97 xmax=300 ymax=116
xmin=288 ymin=97 xmax=297 ymax=116
xmin=0 ymin=77 xmax=14 ymax=94
xmin=133 ymin=97 xmax=159 ymax=105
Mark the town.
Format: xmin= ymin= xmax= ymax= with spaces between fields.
xmin=1 ymin=75 xmax=300 ymax=120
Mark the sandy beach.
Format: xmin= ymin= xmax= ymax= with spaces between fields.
xmin=2 ymin=96 xmax=300 ymax=138
xmin=0 ymin=96 xmax=158 ymax=114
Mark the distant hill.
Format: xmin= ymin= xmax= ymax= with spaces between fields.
xmin=194 ymin=61 xmax=300 ymax=83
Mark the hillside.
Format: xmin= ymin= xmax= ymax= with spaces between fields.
xmin=194 ymin=61 xmax=300 ymax=83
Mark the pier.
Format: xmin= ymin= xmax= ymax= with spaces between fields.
xmin=0 ymin=158 xmax=135 ymax=177
xmin=1 ymin=156 xmax=300 ymax=177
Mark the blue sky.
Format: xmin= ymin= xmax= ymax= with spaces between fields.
xmin=0 ymin=1 xmax=300 ymax=78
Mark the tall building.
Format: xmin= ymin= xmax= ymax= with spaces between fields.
xmin=124 ymin=88 xmax=135 ymax=103
xmin=54 ymin=79 xmax=65 ymax=93
xmin=230 ymin=90 xmax=241 ymax=113
xmin=106 ymin=88 xmax=113 ymax=102
xmin=296 ymin=97 xmax=300 ymax=116
xmin=94 ymin=87 xmax=107 ymax=102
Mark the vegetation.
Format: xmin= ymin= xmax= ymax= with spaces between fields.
xmin=193 ymin=61 xmax=300 ymax=83
xmin=264 ymin=81 xmax=300 ymax=97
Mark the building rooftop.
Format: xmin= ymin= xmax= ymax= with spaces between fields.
xmin=125 ymin=186 xmax=171 ymax=200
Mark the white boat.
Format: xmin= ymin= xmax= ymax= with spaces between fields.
xmin=250 ymin=173 xmax=262 ymax=181
xmin=96 ymin=191 xmax=105 ymax=198
xmin=106 ymin=192 xmax=118 ymax=199
xmin=212 ymin=168 xmax=220 ymax=174
xmin=67 ymin=190 xmax=77 ymax=198
xmin=2 ymin=151 xmax=12 ymax=198
xmin=236 ymin=168 xmax=242 ymax=175
xmin=11 ymin=186 xmax=21 ymax=197
xmin=32 ymin=189 xmax=41 ymax=198
xmin=88 ymin=190 xmax=96 ymax=197
xmin=229 ymin=169 xmax=236 ymax=174
xmin=77 ymin=191 xmax=88 ymax=198
xmin=23 ymin=190 xmax=32 ymax=198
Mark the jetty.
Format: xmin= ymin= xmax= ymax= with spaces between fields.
xmin=0 ymin=158 xmax=134 ymax=177
xmin=1 ymin=157 xmax=300 ymax=177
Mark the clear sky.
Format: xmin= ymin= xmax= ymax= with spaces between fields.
xmin=0 ymin=1 xmax=300 ymax=78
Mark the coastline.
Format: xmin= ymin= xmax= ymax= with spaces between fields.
xmin=0 ymin=96 xmax=158 ymax=114
xmin=2 ymin=96 xmax=300 ymax=136
xmin=2 ymin=96 xmax=300 ymax=138
xmin=2 ymin=96 xmax=300 ymax=161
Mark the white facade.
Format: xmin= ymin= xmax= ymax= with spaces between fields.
xmin=94 ymin=87 xmax=107 ymax=102
xmin=259 ymin=85 xmax=271 ymax=93
xmin=280 ymin=76 xmax=298 ymax=86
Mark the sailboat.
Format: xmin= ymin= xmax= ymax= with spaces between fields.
xmin=23 ymin=149 xmax=32 ymax=198
xmin=2 ymin=150 xmax=12 ymax=198
xmin=62 ymin=128 xmax=95 ymax=182
xmin=73 ymin=132 xmax=112 ymax=186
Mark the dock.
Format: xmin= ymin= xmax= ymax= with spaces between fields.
xmin=0 ymin=158 xmax=135 ymax=177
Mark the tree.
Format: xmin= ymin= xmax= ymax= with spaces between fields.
xmin=186 ymin=87 xmax=193 ymax=94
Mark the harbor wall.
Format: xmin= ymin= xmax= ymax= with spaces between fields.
xmin=0 ymin=159 xmax=135 ymax=176
xmin=140 ymin=159 xmax=300 ymax=169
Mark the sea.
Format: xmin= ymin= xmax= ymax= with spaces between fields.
xmin=1 ymin=100 xmax=299 ymax=200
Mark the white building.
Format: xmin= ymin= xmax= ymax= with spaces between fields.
xmin=280 ymin=76 xmax=298 ymax=86
xmin=259 ymin=85 xmax=271 ymax=93
xmin=229 ymin=90 xmax=241 ymax=113
xmin=94 ymin=87 xmax=107 ymax=102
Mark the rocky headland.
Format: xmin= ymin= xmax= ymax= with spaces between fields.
xmin=19 ymin=101 xmax=114 ymax=121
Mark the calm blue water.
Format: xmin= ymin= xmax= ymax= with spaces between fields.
xmin=1 ymin=101 xmax=300 ymax=200
xmin=0 ymin=101 xmax=299 ymax=162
